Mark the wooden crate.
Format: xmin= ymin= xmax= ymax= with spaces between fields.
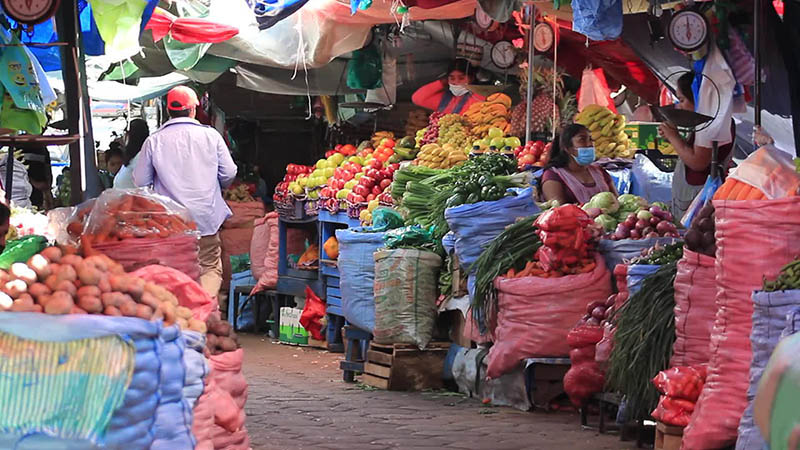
xmin=654 ymin=422 xmax=684 ymax=450
xmin=452 ymin=253 xmax=468 ymax=298
xmin=362 ymin=342 xmax=450 ymax=391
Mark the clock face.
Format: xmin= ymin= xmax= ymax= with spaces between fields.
xmin=668 ymin=10 xmax=708 ymax=52
xmin=2 ymin=0 xmax=59 ymax=25
xmin=533 ymin=23 xmax=554 ymax=52
xmin=491 ymin=41 xmax=515 ymax=69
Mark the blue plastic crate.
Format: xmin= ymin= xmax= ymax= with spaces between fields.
xmin=229 ymin=271 xmax=257 ymax=331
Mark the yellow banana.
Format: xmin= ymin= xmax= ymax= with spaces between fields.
xmin=589 ymin=121 xmax=603 ymax=132
xmin=601 ymin=120 xmax=615 ymax=136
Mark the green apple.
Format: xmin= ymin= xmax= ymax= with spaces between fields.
xmin=329 ymin=153 xmax=345 ymax=166
xmin=289 ymin=183 xmax=303 ymax=195
xmin=297 ymin=176 xmax=307 ymax=187
xmin=490 ymin=137 xmax=506 ymax=148
xmin=354 ymin=172 xmax=364 ymax=180
xmin=307 ymin=190 xmax=319 ymax=200
xmin=323 ymin=167 xmax=335 ymax=178
xmin=315 ymin=159 xmax=327 ymax=169
xmin=336 ymin=189 xmax=350 ymax=200
xmin=344 ymin=180 xmax=358 ymax=189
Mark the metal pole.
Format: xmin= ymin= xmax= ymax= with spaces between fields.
xmin=56 ymin=1 xmax=83 ymax=205
xmin=711 ymin=141 xmax=719 ymax=179
xmin=754 ymin=0 xmax=762 ymax=127
xmin=5 ymin=147 xmax=14 ymax=204
xmin=525 ymin=4 xmax=535 ymax=145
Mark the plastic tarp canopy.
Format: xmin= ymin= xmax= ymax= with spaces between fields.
xmin=46 ymin=71 xmax=188 ymax=103
xmin=199 ymin=0 xmax=476 ymax=69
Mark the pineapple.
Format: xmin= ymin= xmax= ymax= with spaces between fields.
xmin=515 ymin=62 xmax=572 ymax=136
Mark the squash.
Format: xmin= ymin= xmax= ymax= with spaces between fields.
xmin=323 ymin=236 xmax=339 ymax=260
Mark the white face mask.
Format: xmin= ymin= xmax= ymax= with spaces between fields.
xmin=449 ymin=84 xmax=470 ymax=97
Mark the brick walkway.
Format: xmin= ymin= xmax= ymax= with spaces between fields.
xmin=240 ymin=334 xmax=627 ymax=450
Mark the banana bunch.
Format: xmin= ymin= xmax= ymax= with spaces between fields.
xmin=414 ymin=143 xmax=468 ymax=169
xmin=575 ymin=105 xmax=634 ymax=159
xmin=371 ymin=131 xmax=394 ymax=149
xmin=463 ymin=93 xmax=512 ymax=138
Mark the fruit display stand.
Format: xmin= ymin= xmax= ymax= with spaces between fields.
xmin=318 ymin=210 xmax=361 ymax=353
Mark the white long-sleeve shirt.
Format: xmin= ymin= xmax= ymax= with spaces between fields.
xmin=134 ymin=117 xmax=237 ymax=236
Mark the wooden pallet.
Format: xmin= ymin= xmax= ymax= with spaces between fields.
xmin=654 ymin=422 xmax=684 ymax=450
xmin=362 ymin=342 xmax=450 ymax=391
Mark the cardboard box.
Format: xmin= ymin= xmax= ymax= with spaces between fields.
xmin=279 ymin=307 xmax=309 ymax=345
xmin=624 ymin=122 xmax=660 ymax=150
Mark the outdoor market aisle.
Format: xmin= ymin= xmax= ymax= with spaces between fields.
xmin=240 ymin=334 xmax=624 ymax=450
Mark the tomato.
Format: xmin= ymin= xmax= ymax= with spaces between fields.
xmin=371 ymin=185 xmax=383 ymax=196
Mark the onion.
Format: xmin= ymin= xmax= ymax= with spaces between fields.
xmin=586 ymin=317 xmax=601 ymax=326
xmin=624 ymin=217 xmax=637 ymax=229
xmin=605 ymin=295 xmax=616 ymax=307
xmin=630 ymin=229 xmax=641 ymax=239
xmin=663 ymin=212 xmax=674 ymax=222
xmin=587 ymin=300 xmax=605 ymax=314
xmin=646 ymin=232 xmax=660 ymax=238
xmin=591 ymin=306 xmax=606 ymax=320
xmin=615 ymin=223 xmax=630 ymax=238
xmin=642 ymin=226 xmax=654 ymax=236
xmin=650 ymin=216 xmax=661 ymax=226
xmin=636 ymin=219 xmax=649 ymax=230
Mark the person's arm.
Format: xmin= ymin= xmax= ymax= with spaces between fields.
xmin=659 ymin=122 xmax=712 ymax=172
xmin=133 ymin=141 xmax=154 ymax=187
xmin=411 ymin=79 xmax=447 ymax=111
xmin=216 ymin=135 xmax=237 ymax=189
xmin=541 ymin=179 xmax=569 ymax=205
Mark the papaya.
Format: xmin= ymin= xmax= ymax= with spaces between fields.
xmin=323 ymin=237 xmax=339 ymax=260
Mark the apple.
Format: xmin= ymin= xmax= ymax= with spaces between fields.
xmin=372 ymin=185 xmax=383 ymax=196
xmin=359 ymin=176 xmax=376 ymax=189
xmin=368 ymin=159 xmax=383 ymax=170
xmin=353 ymin=185 xmax=370 ymax=197
xmin=379 ymin=178 xmax=392 ymax=190
xmin=366 ymin=168 xmax=382 ymax=180
xmin=344 ymin=179 xmax=358 ymax=190
xmin=352 ymin=194 xmax=365 ymax=203
xmin=367 ymin=194 xmax=376 ymax=202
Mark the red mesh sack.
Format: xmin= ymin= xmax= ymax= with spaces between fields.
xmin=92 ymin=235 xmax=201 ymax=281
xmin=652 ymin=396 xmax=696 ymax=427
xmin=534 ymin=204 xmax=592 ymax=232
xmin=672 ymin=249 xmax=717 ymax=367
xmin=251 ymin=215 xmax=309 ymax=295
xmin=567 ymin=324 xmax=604 ymax=348
xmin=653 ymin=366 xmax=707 ymax=402
xmin=682 ymin=198 xmax=800 ymax=449
xmin=131 ymin=265 xmax=216 ymax=322
xmin=487 ymin=255 xmax=611 ymax=378
xmin=563 ymin=361 xmax=605 ymax=407
xmin=299 ymin=286 xmax=326 ymax=340
xmin=207 ymin=349 xmax=250 ymax=450
xmin=249 ymin=215 xmax=271 ymax=280
xmin=223 ymin=201 xmax=264 ymax=229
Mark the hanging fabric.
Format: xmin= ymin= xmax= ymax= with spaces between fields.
xmin=571 ymin=0 xmax=623 ymax=42
xmin=87 ymin=0 xmax=155 ymax=59
xmin=365 ymin=51 xmax=397 ymax=106
xmin=346 ymin=44 xmax=383 ymax=90
xmin=145 ymin=7 xmax=239 ymax=44
xmin=694 ymin=44 xmax=735 ymax=148
xmin=248 ymin=0 xmax=312 ymax=30
xmin=577 ymin=67 xmax=617 ymax=113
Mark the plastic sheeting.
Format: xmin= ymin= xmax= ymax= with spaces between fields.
xmin=631 ymin=154 xmax=673 ymax=205
xmin=683 ymin=198 xmax=800 ymax=449
xmin=182 ymin=330 xmax=209 ymax=410
xmin=487 ymin=255 xmax=611 ymax=379
xmin=627 ymin=264 xmax=660 ymax=296
xmin=445 ymin=188 xmax=539 ymax=274
xmin=737 ymin=290 xmax=800 ymax=450
xmin=336 ymin=228 xmax=385 ymax=333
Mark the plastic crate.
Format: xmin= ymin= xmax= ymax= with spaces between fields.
xmin=276 ymin=198 xmax=312 ymax=222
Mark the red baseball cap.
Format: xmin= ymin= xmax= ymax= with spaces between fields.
xmin=167 ymin=86 xmax=199 ymax=111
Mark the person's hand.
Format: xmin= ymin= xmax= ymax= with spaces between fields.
xmin=658 ymin=121 xmax=680 ymax=142
xmin=753 ymin=125 xmax=774 ymax=147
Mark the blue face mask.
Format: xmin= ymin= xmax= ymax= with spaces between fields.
xmin=574 ymin=147 xmax=596 ymax=166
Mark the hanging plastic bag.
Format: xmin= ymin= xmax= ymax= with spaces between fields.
xmin=577 ymin=68 xmax=617 ymax=113
xmin=88 ymin=0 xmax=153 ymax=58
xmin=369 ymin=207 xmax=404 ymax=232
xmin=728 ymin=146 xmax=800 ymax=200
xmin=347 ymin=44 xmax=383 ymax=90
xmin=680 ymin=175 xmax=722 ymax=228
xmin=571 ymin=0 xmax=623 ymax=42
xmin=299 ymin=286 xmax=326 ymax=340
xmin=251 ymin=0 xmax=312 ymax=30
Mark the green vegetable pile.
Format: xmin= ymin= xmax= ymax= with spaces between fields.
xmin=630 ymin=242 xmax=684 ymax=265
xmin=607 ymin=262 xmax=677 ymax=421
xmin=763 ymin=258 xmax=800 ymax=292
xmin=470 ymin=214 xmax=543 ymax=327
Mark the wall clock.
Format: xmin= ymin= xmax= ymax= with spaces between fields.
xmin=1 ymin=0 xmax=61 ymax=26
xmin=667 ymin=9 xmax=709 ymax=53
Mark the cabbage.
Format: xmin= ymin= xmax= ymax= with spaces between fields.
xmin=585 ymin=191 xmax=620 ymax=214
xmin=594 ymin=214 xmax=618 ymax=232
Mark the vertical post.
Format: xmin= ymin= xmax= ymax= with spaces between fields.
xmin=710 ymin=141 xmax=719 ymax=179
xmin=754 ymin=0 xmax=762 ymax=127
xmin=56 ymin=1 xmax=83 ymax=205
xmin=525 ymin=4 xmax=535 ymax=145
xmin=5 ymin=145 xmax=14 ymax=203
xmin=77 ymin=29 xmax=101 ymax=199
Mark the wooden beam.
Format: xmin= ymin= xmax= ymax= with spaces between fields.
xmin=55 ymin=1 xmax=83 ymax=205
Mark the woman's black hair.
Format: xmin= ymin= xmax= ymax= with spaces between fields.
xmin=545 ymin=123 xmax=590 ymax=169
xmin=124 ymin=119 xmax=149 ymax=165
xmin=0 ymin=202 xmax=9 ymax=224
xmin=677 ymin=71 xmax=696 ymax=105
xmin=448 ymin=58 xmax=474 ymax=78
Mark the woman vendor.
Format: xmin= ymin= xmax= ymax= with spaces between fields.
xmin=541 ymin=123 xmax=617 ymax=204
xmin=412 ymin=59 xmax=485 ymax=114
xmin=659 ymin=71 xmax=736 ymax=219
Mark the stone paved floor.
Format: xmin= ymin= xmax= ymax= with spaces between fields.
xmin=241 ymin=334 xmax=630 ymax=450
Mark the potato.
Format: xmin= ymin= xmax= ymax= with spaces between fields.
xmin=77 ymin=286 xmax=101 ymax=298
xmin=138 ymin=292 xmax=161 ymax=310
xmin=70 ymin=306 xmax=88 ymax=315
xmin=59 ymin=245 xmax=78 ymax=256
xmin=0 ymin=292 xmax=12 ymax=310
xmin=10 ymin=301 xmax=36 ymax=312
xmin=76 ymin=264 xmax=102 ymax=286
xmin=118 ymin=300 xmax=138 ymax=317
xmin=60 ymin=254 xmax=83 ymax=267
xmin=101 ymin=293 xmax=123 ymax=308
xmin=206 ymin=333 xmax=218 ymax=347
xmin=0 ymin=270 xmax=10 ymax=285
xmin=36 ymin=294 xmax=52 ymax=308
xmin=176 ymin=317 xmax=189 ymax=329
xmin=212 ymin=320 xmax=231 ymax=337
xmin=11 ymin=263 xmax=37 ymax=286
xmin=28 ymin=283 xmax=51 ymax=300
xmin=27 ymin=254 xmax=52 ymax=281
xmin=44 ymin=292 xmax=74 ymax=315
xmin=219 ymin=337 xmax=238 ymax=352
xmin=127 ymin=278 xmax=145 ymax=301
xmin=55 ymin=281 xmax=77 ymax=298
xmin=16 ymin=293 xmax=34 ymax=306
xmin=39 ymin=246 xmax=63 ymax=263
xmin=77 ymin=295 xmax=103 ymax=314
xmin=103 ymin=305 xmax=122 ymax=316
xmin=55 ymin=265 xmax=77 ymax=283
xmin=30 ymin=304 xmax=43 ymax=313
xmin=83 ymin=255 xmax=109 ymax=272
xmin=188 ymin=318 xmax=207 ymax=333
xmin=5 ymin=279 xmax=28 ymax=298
xmin=158 ymin=302 xmax=176 ymax=326
xmin=135 ymin=304 xmax=153 ymax=320
xmin=44 ymin=275 xmax=60 ymax=292
xmin=176 ymin=306 xmax=193 ymax=320
xmin=97 ymin=277 xmax=111 ymax=293
xmin=151 ymin=306 xmax=164 ymax=322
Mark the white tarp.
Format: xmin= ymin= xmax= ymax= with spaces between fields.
xmin=46 ymin=71 xmax=188 ymax=103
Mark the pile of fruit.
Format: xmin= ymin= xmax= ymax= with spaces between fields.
xmin=435 ymin=114 xmax=473 ymax=149
xmin=392 ymin=136 xmax=418 ymax=161
xmin=577 ymin=295 xmax=617 ymax=328
xmin=0 ymin=246 xmax=205 ymax=333
xmin=80 ymin=192 xmax=198 ymax=248
xmin=470 ymin=126 xmax=520 ymax=154
xmin=683 ymin=202 xmax=716 ymax=257
xmin=343 ymin=160 xmax=397 ymax=205
xmin=575 ymin=105 xmax=634 ymax=159
xmin=224 ymin=184 xmax=256 ymax=202
xmin=206 ymin=313 xmax=241 ymax=355
xmin=417 ymin=111 xmax=444 ymax=147
xmin=414 ymin=143 xmax=468 ymax=169
xmin=325 ymin=144 xmax=358 ymax=158
xmin=370 ymin=131 xmax=394 ymax=149
xmin=276 ymin=164 xmax=314 ymax=201
xmin=514 ymin=140 xmax=552 ymax=169
xmin=463 ymin=93 xmax=512 ymax=138
xmin=582 ymin=192 xmax=679 ymax=240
